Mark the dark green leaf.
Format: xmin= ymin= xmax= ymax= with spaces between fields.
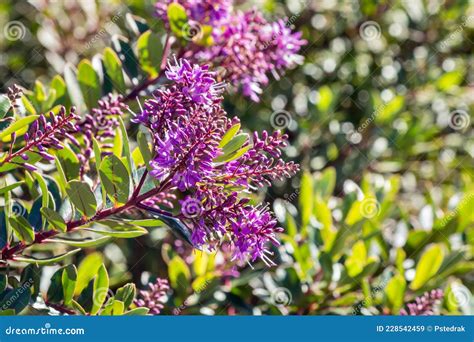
xmin=66 ymin=180 xmax=97 ymax=218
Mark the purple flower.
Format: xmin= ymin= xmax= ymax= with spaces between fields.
xmin=155 ymin=0 xmax=232 ymax=28
xmin=1 ymin=106 xmax=79 ymax=169
xmin=137 ymin=58 xmax=298 ymax=265
xmin=134 ymin=278 xmax=170 ymax=315
xmin=400 ymin=289 xmax=444 ymax=315
xmin=195 ymin=9 xmax=306 ymax=102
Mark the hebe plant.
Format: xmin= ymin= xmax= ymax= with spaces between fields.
xmin=0 ymin=1 xmax=304 ymax=315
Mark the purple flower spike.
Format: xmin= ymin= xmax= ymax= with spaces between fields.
xmin=134 ymin=278 xmax=170 ymax=315
xmin=136 ymin=57 xmax=298 ymax=265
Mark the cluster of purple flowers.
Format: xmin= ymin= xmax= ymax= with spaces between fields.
xmin=155 ymin=0 xmax=232 ymax=28
xmin=400 ymin=289 xmax=444 ymax=315
xmin=76 ymin=94 xmax=127 ymax=175
xmin=135 ymin=58 xmax=298 ymax=265
xmin=155 ymin=1 xmax=306 ymax=102
xmin=4 ymin=106 xmax=78 ymax=171
xmin=134 ymin=278 xmax=170 ymax=315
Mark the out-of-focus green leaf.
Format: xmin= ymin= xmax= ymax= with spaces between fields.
xmin=410 ymin=244 xmax=444 ymax=290
xmin=103 ymin=48 xmax=126 ymax=93
xmin=385 ymin=274 xmax=406 ymax=313
xmin=75 ymin=252 xmax=103 ymax=296
xmin=136 ymin=30 xmax=163 ymax=78
xmin=78 ymin=59 xmax=101 ymax=110
xmin=91 ymin=264 xmax=109 ymax=315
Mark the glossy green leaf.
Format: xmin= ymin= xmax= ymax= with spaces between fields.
xmin=45 ymin=236 xmax=112 ymax=248
xmin=0 ymin=115 xmax=39 ymax=141
xmin=41 ymin=208 xmax=66 ymax=232
xmin=137 ymin=30 xmax=163 ymax=78
xmin=9 ymin=216 xmax=34 ymax=243
xmin=218 ymin=123 xmax=241 ymax=148
xmin=78 ymin=59 xmax=101 ymax=110
xmin=103 ymin=47 xmax=126 ymax=93
xmin=214 ymin=133 xmax=249 ymax=163
xmin=91 ymin=264 xmax=109 ymax=315
xmin=66 ymin=180 xmax=97 ymax=218
xmin=0 ymin=181 xmax=24 ymax=195
xmin=86 ymin=220 xmax=147 ymax=238
xmin=99 ymin=154 xmax=130 ymax=204
xmin=75 ymin=252 xmax=103 ymax=296
xmin=55 ymin=144 xmax=80 ymax=180
xmin=64 ymin=63 xmax=86 ymax=114
xmin=168 ymin=255 xmax=191 ymax=297
xmin=15 ymin=248 xmax=80 ymax=265
xmin=167 ymin=3 xmax=188 ymax=38
xmin=62 ymin=264 xmax=77 ymax=305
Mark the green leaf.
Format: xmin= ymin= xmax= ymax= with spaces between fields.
xmin=410 ymin=244 xmax=445 ymax=290
xmin=54 ymin=155 xmax=68 ymax=194
xmin=118 ymin=117 xmax=133 ymax=177
xmin=345 ymin=241 xmax=367 ymax=277
xmin=114 ymin=283 xmax=136 ymax=309
xmin=78 ymin=59 xmax=101 ymax=110
xmin=9 ymin=216 xmax=34 ymax=243
xmin=0 ymin=181 xmax=24 ymax=195
xmin=62 ymin=264 xmax=77 ymax=305
xmin=385 ymin=274 xmax=406 ymax=313
xmin=137 ymin=30 xmax=163 ymax=78
xmin=103 ymin=47 xmax=126 ymax=93
xmin=50 ymin=75 xmax=69 ymax=107
xmin=20 ymin=264 xmax=40 ymax=299
xmin=315 ymin=85 xmax=334 ymax=113
xmin=15 ymin=249 xmax=80 ymax=265
xmin=66 ymin=180 xmax=97 ymax=218
xmin=99 ymin=154 xmax=130 ymax=204
xmin=0 ymin=115 xmax=39 ymax=141
xmin=299 ymin=171 xmax=314 ymax=229
xmin=64 ymin=63 xmax=86 ymax=114
xmin=124 ymin=307 xmax=149 ymax=315
xmin=436 ymin=70 xmax=463 ymax=91
xmin=0 ymin=95 xmax=10 ymax=119
xmin=315 ymin=167 xmax=336 ymax=200
xmin=124 ymin=219 xmax=164 ymax=227
xmin=168 ymin=255 xmax=191 ymax=297
xmin=75 ymin=252 xmax=103 ymax=296
xmin=219 ymin=123 xmax=241 ymax=148
xmin=41 ymin=208 xmax=66 ymax=232
xmin=91 ymin=264 xmax=109 ymax=315
xmin=85 ymin=220 xmax=147 ymax=238
xmin=92 ymin=137 xmax=107 ymax=204
xmin=214 ymin=133 xmax=249 ymax=163
xmin=32 ymin=171 xmax=49 ymax=209
xmin=45 ymin=236 xmax=112 ymax=248
xmin=55 ymin=144 xmax=80 ymax=180
xmin=167 ymin=3 xmax=188 ymax=38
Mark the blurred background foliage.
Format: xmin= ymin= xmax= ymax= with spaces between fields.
xmin=0 ymin=0 xmax=473 ymax=315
